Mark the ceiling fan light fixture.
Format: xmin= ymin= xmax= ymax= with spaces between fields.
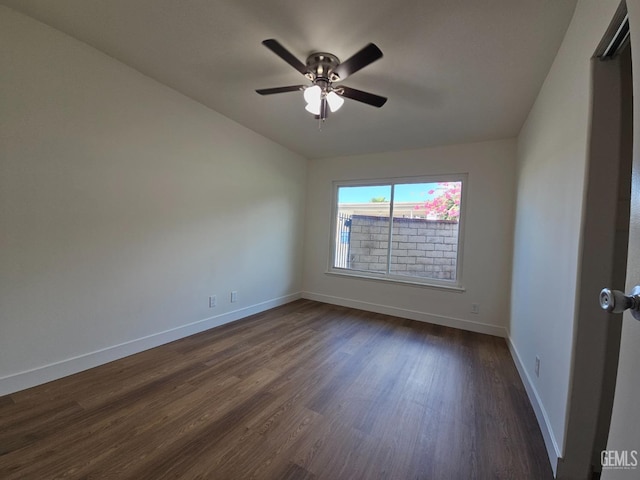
xmin=304 ymin=84 xmax=323 ymax=116
xmin=305 ymin=102 xmax=321 ymax=115
xmin=326 ymin=91 xmax=344 ymax=112
xmin=303 ymin=85 xmax=321 ymax=105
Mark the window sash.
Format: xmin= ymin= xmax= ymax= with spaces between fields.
xmin=329 ymin=174 xmax=466 ymax=288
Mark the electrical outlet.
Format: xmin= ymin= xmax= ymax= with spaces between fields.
xmin=209 ymin=295 xmax=217 ymax=308
xmin=231 ymin=291 xmax=238 ymax=303
xmin=471 ymin=303 xmax=480 ymax=314
xmin=535 ymin=356 xmax=540 ymax=377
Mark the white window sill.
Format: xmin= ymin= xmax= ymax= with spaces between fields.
xmin=325 ymin=269 xmax=466 ymax=292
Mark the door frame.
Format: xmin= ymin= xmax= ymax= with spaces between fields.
xmin=557 ymin=2 xmax=633 ymax=477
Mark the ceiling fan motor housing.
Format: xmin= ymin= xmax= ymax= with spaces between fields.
xmin=305 ymin=53 xmax=341 ymax=83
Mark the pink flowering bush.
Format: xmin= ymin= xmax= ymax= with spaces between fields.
xmin=415 ymin=182 xmax=461 ymax=221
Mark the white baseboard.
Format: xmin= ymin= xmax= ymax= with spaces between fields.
xmin=301 ymin=291 xmax=507 ymax=337
xmin=507 ymin=336 xmax=561 ymax=476
xmin=0 ymin=292 xmax=301 ymax=397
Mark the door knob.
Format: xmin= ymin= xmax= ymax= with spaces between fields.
xmin=599 ymin=285 xmax=640 ymax=321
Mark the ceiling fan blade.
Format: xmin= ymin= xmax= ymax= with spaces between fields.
xmin=256 ymin=85 xmax=305 ymax=95
xmin=339 ymin=86 xmax=387 ymax=108
xmin=262 ymin=39 xmax=308 ymax=75
xmin=333 ymin=43 xmax=383 ymax=81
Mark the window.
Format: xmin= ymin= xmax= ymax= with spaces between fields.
xmin=330 ymin=175 xmax=466 ymax=288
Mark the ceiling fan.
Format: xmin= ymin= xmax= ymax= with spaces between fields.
xmin=256 ymin=39 xmax=387 ymax=122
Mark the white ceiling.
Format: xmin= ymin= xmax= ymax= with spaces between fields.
xmin=2 ymin=0 xmax=577 ymax=159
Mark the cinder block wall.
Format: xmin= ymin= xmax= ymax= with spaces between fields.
xmin=348 ymin=215 xmax=459 ymax=280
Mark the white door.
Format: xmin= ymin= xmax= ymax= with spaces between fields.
xmin=602 ymin=3 xmax=640 ymax=479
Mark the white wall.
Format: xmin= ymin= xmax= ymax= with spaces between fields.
xmin=509 ymin=0 xmax=621 ymax=472
xmin=0 ymin=7 xmax=307 ymax=395
xmin=302 ymin=139 xmax=516 ymax=336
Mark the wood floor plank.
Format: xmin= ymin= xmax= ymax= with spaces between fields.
xmin=0 ymin=299 xmax=553 ymax=479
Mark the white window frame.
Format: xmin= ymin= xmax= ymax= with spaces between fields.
xmin=327 ymin=174 xmax=467 ymax=291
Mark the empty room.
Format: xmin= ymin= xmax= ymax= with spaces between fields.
xmin=2 ymin=1 xmax=640 ymax=479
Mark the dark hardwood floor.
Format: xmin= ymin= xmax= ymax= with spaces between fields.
xmin=0 ymin=300 xmax=553 ymax=479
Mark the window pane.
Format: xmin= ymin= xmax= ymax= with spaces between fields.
xmin=390 ymin=182 xmax=461 ymax=281
xmin=334 ymin=185 xmax=391 ymax=273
